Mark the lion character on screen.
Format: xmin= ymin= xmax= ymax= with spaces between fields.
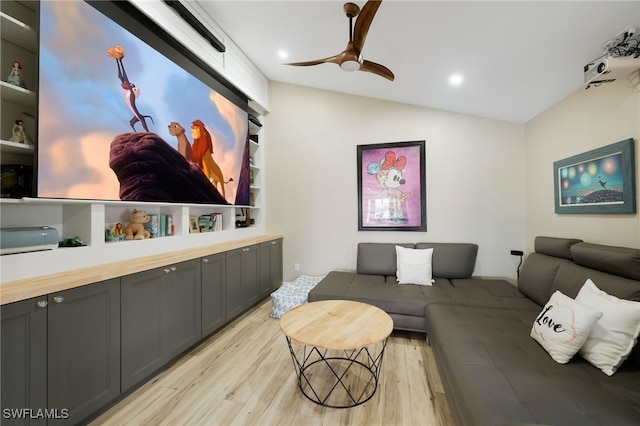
xmin=191 ymin=119 xmax=234 ymax=199
xmin=167 ymin=122 xmax=194 ymax=163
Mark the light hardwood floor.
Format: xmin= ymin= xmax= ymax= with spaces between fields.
xmin=91 ymin=300 xmax=455 ymax=426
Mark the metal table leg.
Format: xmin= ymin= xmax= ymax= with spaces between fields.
xmin=285 ymin=336 xmax=388 ymax=408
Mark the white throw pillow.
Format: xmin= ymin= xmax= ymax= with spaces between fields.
xmin=395 ymin=245 xmax=433 ymax=285
xmin=530 ymin=291 xmax=603 ymax=364
xmin=575 ymin=279 xmax=640 ymax=376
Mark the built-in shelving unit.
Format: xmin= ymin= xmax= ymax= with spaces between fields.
xmin=0 ymin=0 xmax=271 ymax=286
xmin=0 ymin=196 xmax=268 ymax=282
xmin=236 ymin=101 xmax=264 ymax=228
xmin=0 ymin=1 xmax=38 ymax=171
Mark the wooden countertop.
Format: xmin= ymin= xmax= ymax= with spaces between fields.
xmin=0 ymin=234 xmax=282 ymax=305
xmin=280 ymin=300 xmax=393 ymax=350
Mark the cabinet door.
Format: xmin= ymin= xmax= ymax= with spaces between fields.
xmin=260 ymin=239 xmax=283 ymax=298
xmin=1 ymin=298 xmax=47 ymax=426
xmin=259 ymin=242 xmax=272 ymax=298
xmin=47 ymin=279 xmax=120 ymax=425
xmin=225 ymin=247 xmax=245 ymax=321
xmin=269 ymin=239 xmax=283 ymax=291
xmin=121 ymin=267 xmax=165 ymax=391
xmin=201 ymin=253 xmax=226 ymax=336
xmin=243 ymin=245 xmax=260 ymax=306
xmin=165 ymin=259 xmax=201 ymax=359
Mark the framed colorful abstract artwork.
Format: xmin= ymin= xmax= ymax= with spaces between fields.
xmin=357 ymin=140 xmax=426 ymax=231
xmin=553 ymin=138 xmax=636 ymax=214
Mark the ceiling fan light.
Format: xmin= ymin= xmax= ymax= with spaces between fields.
xmin=340 ymin=60 xmax=360 ymax=72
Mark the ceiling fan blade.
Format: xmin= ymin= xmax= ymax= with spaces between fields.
xmin=285 ymin=53 xmax=342 ymax=67
xmin=352 ymin=0 xmax=382 ymax=52
xmin=360 ymin=60 xmax=394 ymax=81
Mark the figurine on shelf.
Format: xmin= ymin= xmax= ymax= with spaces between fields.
xmin=60 ymin=235 xmax=85 ymax=248
xmin=6 ymin=61 xmax=27 ymax=89
xmin=8 ymin=120 xmax=33 ymax=146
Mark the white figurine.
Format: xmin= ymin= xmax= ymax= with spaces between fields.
xmin=8 ymin=120 xmax=33 ymax=146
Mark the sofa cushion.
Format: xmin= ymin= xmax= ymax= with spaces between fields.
xmin=357 ymin=243 xmax=414 ymax=275
xmin=530 ymin=290 xmax=603 ymax=364
xmin=344 ymin=277 xmax=427 ymax=317
xmin=419 ymin=279 xmax=538 ymax=314
xmin=551 ymin=262 xmax=640 ymax=301
xmin=415 ymin=242 xmax=478 ymax=278
xmin=451 ymin=279 xmax=520 ymax=297
xmin=307 ymin=271 xmax=354 ymax=302
xmin=395 ymin=245 xmax=433 ymax=285
xmin=534 ymin=236 xmax=583 ymax=259
xmin=576 ymin=279 xmax=640 ymax=376
xmin=571 ymin=243 xmax=640 ymax=281
xmin=518 ymin=252 xmax=571 ymax=306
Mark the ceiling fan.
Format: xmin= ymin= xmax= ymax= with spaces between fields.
xmin=285 ymin=0 xmax=394 ymax=81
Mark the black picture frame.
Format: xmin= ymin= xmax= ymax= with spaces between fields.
xmin=357 ymin=140 xmax=426 ymax=231
xmin=553 ymin=138 xmax=636 ymax=214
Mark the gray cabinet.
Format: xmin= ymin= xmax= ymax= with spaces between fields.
xmin=225 ymin=244 xmax=259 ymax=321
xmin=167 ymin=260 xmax=202 ymax=357
xmin=121 ymin=267 xmax=165 ymax=391
xmin=47 ymin=279 xmax=120 ymax=425
xmin=1 ymin=279 xmax=120 ymax=426
xmin=201 ymin=253 xmax=226 ymax=337
xmin=1 ymin=297 xmax=47 ymax=426
xmin=121 ymin=259 xmax=201 ymax=391
xmin=1 ymin=238 xmax=281 ymax=423
xmin=225 ymin=247 xmax=245 ymax=320
xmin=243 ymin=245 xmax=260 ymax=306
xmin=259 ymin=238 xmax=283 ymax=298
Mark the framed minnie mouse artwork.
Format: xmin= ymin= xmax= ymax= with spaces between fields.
xmin=357 ymin=140 xmax=426 ymax=231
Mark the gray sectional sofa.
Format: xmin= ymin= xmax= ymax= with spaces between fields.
xmin=308 ymin=237 xmax=640 ymax=426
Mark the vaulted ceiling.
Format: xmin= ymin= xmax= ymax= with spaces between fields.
xmin=199 ymin=1 xmax=640 ymax=123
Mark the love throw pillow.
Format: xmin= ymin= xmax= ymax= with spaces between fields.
xmin=395 ymin=245 xmax=433 ymax=285
xmin=576 ymin=279 xmax=640 ymax=376
xmin=531 ymin=291 xmax=603 ymax=364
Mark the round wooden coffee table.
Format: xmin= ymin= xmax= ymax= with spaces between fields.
xmin=280 ymin=300 xmax=393 ymax=408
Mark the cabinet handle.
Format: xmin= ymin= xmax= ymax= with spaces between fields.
xmin=164 ymin=268 xmax=171 ymax=274
xmin=202 ymin=258 xmax=209 ymax=263
xmin=53 ymin=296 xmax=64 ymax=304
xmin=170 ymin=266 xmax=177 ymax=272
xmin=36 ymin=300 xmax=48 ymax=308
xmin=271 ymin=241 xmax=276 ymax=245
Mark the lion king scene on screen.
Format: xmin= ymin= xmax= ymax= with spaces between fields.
xmin=37 ymin=0 xmax=249 ymax=206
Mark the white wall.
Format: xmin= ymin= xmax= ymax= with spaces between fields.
xmin=265 ymin=82 xmax=525 ymax=282
xmin=524 ymin=79 xmax=640 ymax=252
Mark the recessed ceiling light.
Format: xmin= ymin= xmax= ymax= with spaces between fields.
xmin=449 ymin=73 xmax=464 ymax=86
xmin=277 ymin=49 xmax=288 ymax=60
